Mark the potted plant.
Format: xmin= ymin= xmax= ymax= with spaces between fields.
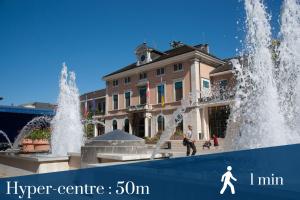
xmin=31 ymin=128 xmax=51 ymax=152
xmin=21 ymin=136 xmax=34 ymax=152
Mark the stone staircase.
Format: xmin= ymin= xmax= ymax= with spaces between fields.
xmin=166 ymin=139 xmax=225 ymax=157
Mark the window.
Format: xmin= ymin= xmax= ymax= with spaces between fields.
xmin=97 ymin=101 xmax=106 ymax=114
xmin=203 ymin=79 xmax=210 ymax=89
xmin=174 ymin=63 xmax=183 ymax=72
xmin=139 ymin=86 xmax=147 ymax=105
xmin=125 ymin=91 xmax=131 ymax=108
xmin=113 ymin=79 xmax=119 ymax=87
xmin=156 ymin=68 xmax=165 ymax=76
xmin=112 ymin=120 xmax=117 ymax=130
xmin=219 ymin=80 xmax=228 ymax=89
xmin=219 ymin=80 xmax=228 ymax=97
xmin=106 ymin=81 xmax=110 ymax=86
xmin=113 ymin=94 xmax=118 ymax=110
xmin=124 ymin=119 xmax=129 ymax=133
xmin=157 ymin=84 xmax=165 ymax=104
xmin=124 ymin=77 xmax=131 ymax=84
xmin=157 ymin=115 xmax=165 ymax=132
xmin=174 ymin=81 xmax=183 ymax=101
xmin=139 ymin=72 xmax=147 ymax=80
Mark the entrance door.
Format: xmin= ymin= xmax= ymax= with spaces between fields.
xmin=137 ymin=118 xmax=145 ymax=138
xmin=208 ymin=105 xmax=230 ymax=138
xmin=132 ymin=113 xmax=145 ymax=138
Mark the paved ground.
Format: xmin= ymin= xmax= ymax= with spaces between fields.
xmin=0 ymin=163 xmax=33 ymax=178
xmin=0 ymin=139 xmax=225 ymax=178
xmin=149 ymin=138 xmax=226 ymax=158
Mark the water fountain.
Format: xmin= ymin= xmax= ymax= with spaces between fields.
xmin=12 ymin=116 xmax=52 ymax=150
xmin=0 ymin=130 xmax=12 ymax=149
xmin=151 ymin=92 xmax=200 ymax=159
xmin=225 ymin=0 xmax=300 ymax=150
xmin=0 ymin=63 xmax=84 ymax=176
xmin=276 ymin=0 xmax=300 ymax=130
xmin=51 ymin=63 xmax=85 ymax=156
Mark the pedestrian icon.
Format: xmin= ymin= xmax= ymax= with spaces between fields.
xmin=220 ymin=166 xmax=237 ymax=194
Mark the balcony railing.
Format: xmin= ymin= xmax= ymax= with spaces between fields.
xmin=199 ymin=87 xmax=235 ymax=104
xmin=127 ymin=104 xmax=152 ymax=112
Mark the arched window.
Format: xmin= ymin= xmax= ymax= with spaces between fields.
xmin=124 ymin=119 xmax=129 ymax=133
xmin=112 ymin=120 xmax=117 ymax=130
xmin=157 ymin=115 xmax=165 ymax=132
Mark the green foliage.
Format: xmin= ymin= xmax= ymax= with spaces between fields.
xmin=144 ymin=134 xmax=161 ymax=144
xmin=84 ymin=124 xmax=94 ymax=139
xmin=174 ymin=130 xmax=183 ymax=136
xmin=26 ymin=128 xmax=51 ymax=140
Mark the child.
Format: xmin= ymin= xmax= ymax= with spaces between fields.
xmin=212 ymin=134 xmax=219 ymax=147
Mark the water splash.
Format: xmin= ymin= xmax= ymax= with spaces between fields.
xmin=51 ymin=63 xmax=84 ymax=156
xmin=12 ymin=116 xmax=52 ymax=149
xmin=0 ymin=130 xmax=13 ymax=148
xmin=225 ymin=0 xmax=300 ymax=150
xmin=151 ymin=92 xmax=198 ymax=159
xmin=276 ymin=0 xmax=300 ymax=130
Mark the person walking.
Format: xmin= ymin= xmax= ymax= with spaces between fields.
xmin=185 ymin=125 xmax=197 ymax=156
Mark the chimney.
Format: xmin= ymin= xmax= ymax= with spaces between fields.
xmin=170 ymin=41 xmax=184 ymax=48
xmin=204 ymin=44 xmax=209 ymax=53
xmin=195 ymin=44 xmax=209 ymax=53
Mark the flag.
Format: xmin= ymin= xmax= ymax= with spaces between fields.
xmin=161 ymin=85 xmax=165 ymax=107
xmin=84 ymin=95 xmax=89 ymax=118
xmin=160 ymin=77 xmax=165 ymax=107
xmin=92 ymin=99 xmax=96 ymax=115
xmin=146 ymin=81 xmax=150 ymax=104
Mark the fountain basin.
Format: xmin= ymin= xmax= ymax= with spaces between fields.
xmin=81 ymin=130 xmax=171 ymax=166
xmin=96 ymin=152 xmax=171 ymax=162
xmin=0 ymin=152 xmax=69 ymax=175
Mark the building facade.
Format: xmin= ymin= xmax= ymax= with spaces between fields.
xmin=80 ymin=89 xmax=106 ymax=136
xmin=90 ymin=42 xmax=236 ymax=140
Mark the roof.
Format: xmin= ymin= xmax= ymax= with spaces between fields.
xmin=210 ymin=56 xmax=243 ymax=75
xmin=0 ymin=105 xmax=55 ymax=115
xmin=103 ymin=44 xmax=223 ymax=78
xmin=210 ymin=61 xmax=233 ymax=74
xmin=80 ymin=88 xmax=106 ymax=101
xmin=91 ymin=129 xmax=144 ymax=141
xmin=19 ymin=102 xmax=56 ymax=110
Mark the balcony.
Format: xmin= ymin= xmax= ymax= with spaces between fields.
xmin=127 ymin=104 xmax=152 ymax=112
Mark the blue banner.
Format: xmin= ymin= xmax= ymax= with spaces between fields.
xmin=0 ymin=144 xmax=299 ymax=199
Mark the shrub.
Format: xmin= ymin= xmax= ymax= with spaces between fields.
xmin=26 ymin=128 xmax=51 ymax=140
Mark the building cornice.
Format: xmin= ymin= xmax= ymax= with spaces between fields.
xmin=210 ymin=70 xmax=233 ymax=77
xmin=103 ymin=51 xmax=225 ymax=81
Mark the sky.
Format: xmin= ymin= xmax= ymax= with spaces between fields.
xmin=0 ymin=0 xmax=282 ymax=106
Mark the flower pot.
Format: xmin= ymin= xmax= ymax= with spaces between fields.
xmin=34 ymin=144 xmax=50 ymax=152
xmin=33 ymin=139 xmax=49 ymax=145
xmin=22 ymin=144 xmax=35 ymax=152
xmin=21 ymin=139 xmax=34 ymax=152
xmin=33 ymin=139 xmax=50 ymax=152
xmin=22 ymin=138 xmax=33 ymax=145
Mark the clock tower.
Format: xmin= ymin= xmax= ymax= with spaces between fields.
xmin=135 ymin=43 xmax=152 ymax=66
